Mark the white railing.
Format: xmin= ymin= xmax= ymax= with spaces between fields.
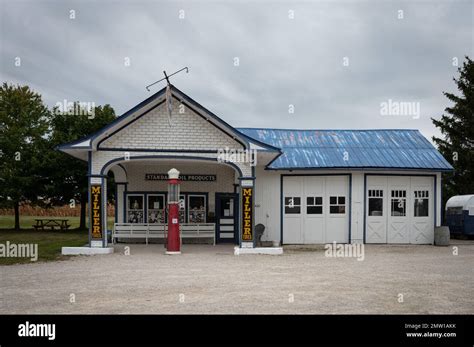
xmin=112 ymin=223 xmax=216 ymax=245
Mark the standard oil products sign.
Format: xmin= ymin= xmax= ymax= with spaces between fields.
xmin=90 ymin=185 xmax=102 ymax=240
xmin=242 ymin=188 xmax=253 ymax=241
xmin=145 ymin=173 xmax=216 ymax=182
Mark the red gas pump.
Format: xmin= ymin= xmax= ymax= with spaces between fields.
xmin=166 ymin=168 xmax=181 ymax=254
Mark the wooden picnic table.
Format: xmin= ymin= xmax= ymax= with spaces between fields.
xmin=33 ymin=218 xmax=71 ymax=231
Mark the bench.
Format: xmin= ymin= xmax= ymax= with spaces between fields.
xmin=112 ymin=223 xmax=215 ymax=245
xmin=181 ymin=224 xmax=215 ymax=244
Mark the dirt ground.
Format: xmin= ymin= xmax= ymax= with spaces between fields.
xmin=1 ymin=241 xmax=473 ymax=314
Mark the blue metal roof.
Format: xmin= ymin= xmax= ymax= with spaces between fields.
xmin=237 ymin=128 xmax=453 ymax=171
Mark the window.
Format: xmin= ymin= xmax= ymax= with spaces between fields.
xmin=219 ymin=196 xmax=235 ymax=217
xmin=307 ymin=196 xmax=323 ymax=214
xmin=414 ymin=190 xmax=429 ymax=217
xmin=188 ymin=195 xmax=206 ymax=223
xmin=447 ymin=207 xmax=462 ymax=215
xmin=391 ymin=190 xmax=406 ymax=216
xmin=284 ymin=197 xmax=301 ymax=214
xmin=127 ymin=195 xmax=144 ymax=223
xmin=178 ymin=194 xmax=186 ymax=223
xmin=368 ymin=189 xmax=383 ymax=216
xmin=147 ymin=194 xmax=165 ymax=223
xmin=330 ymin=196 xmax=346 ymax=214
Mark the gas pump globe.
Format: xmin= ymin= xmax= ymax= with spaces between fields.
xmin=166 ymin=168 xmax=181 ymax=254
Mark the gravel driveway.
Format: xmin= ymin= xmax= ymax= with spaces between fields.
xmin=1 ymin=241 xmax=473 ymax=314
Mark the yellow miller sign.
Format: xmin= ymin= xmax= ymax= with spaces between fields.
xmin=91 ymin=185 xmax=102 ymax=239
xmin=242 ymin=188 xmax=253 ymax=241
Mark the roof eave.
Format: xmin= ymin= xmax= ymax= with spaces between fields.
xmin=265 ymin=166 xmax=454 ymax=172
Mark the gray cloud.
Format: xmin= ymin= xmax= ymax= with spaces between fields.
xmin=1 ymin=0 xmax=472 ymax=143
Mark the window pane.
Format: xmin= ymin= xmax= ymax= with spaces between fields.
xmin=219 ymin=197 xmax=234 ymax=217
xmin=338 ymin=196 xmax=345 ymax=205
xmin=306 ymin=197 xmax=314 ymax=205
xmin=330 ymin=196 xmax=337 ymax=204
xmin=315 ymin=197 xmax=323 ymax=205
xmin=307 ymin=206 xmax=322 ymax=214
xmin=447 ymin=207 xmax=462 ymax=215
xmin=148 ymin=209 xmax=165 ymax=223
xmin=330 ymin=205 xmax=345 ymax=214
xmin=148 ymin=195 xmax=165 ymax=223
xmin=127 ymin=211 xmax=144 ymax=223
xmin=128 ymin=196 xmax=143 ymax=209
xmin=189 ymin=196 xmax=205 ymax=209
xmin=391 ymin=198 xmax=406 ymax=216
xmin=285 ymin=197 xmax=300 ymax=207
xmin=368 ymin=198 xmax=383 ymax=216
xmin=148 ymin=195 xmax=164 ymax=209
xmin=414 ymin=198 xmax=429 ymax=217
xmin=127 ymin=196 xmax=144 ymax=223
xmin=188 ymin=195 xmax=206 ymax=223
xmin=285 ymin=206 xmax=300 ymax=214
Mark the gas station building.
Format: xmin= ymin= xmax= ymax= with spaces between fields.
xmin=58 ymin=84 xmax=452 ymax=251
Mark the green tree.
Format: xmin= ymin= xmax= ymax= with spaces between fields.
xmin=47 ymin=103 xmax=116 ymax=230
xmin=0 ymin=83 xmax=50 ymax=230
xmin=432 ymin=56 xmax=474 ymax=211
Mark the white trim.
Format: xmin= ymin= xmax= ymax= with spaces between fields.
xmin=234 ymin=246 xmax=283 ymax=255
xmin=72 ymin=140 xmax=91 ymax=147
xmin=62 ymin=247 xmax=114 ymax=255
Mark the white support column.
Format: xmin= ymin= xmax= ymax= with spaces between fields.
xmin=350 ymin=172 xmax=364 ymax=243
xmin=436 ymin=172 xmax=442 ymax=227
xmin=116 ymin=183 xmax=127 ymax=224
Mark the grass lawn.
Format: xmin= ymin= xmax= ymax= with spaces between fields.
xmin=0 ymin=215 xmax=115 ymax=230
xmin=0 ymin=215 xmax=115 ymax=265
xmin=0 ymin=230 xmax=89 ymax=265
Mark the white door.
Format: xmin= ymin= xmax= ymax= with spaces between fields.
xmin=366 ymin=176 xmax=387 ymax=243
xmin=325 ymin=176 xmax=349 ymax=243
xmin=387 ymin=177 xmax=410 ymax=243
xmin=303 ymin=176 xmax=325 ymax=243
xmin=366 ymin=176 xmax=434 ymax=244
xmin=283 ymin=177 xmax=303 ymax=244
xmin=283 ymin=176 xmax=349 ymax=244
xmin=410 ymin=177 xmax=434 ymax=244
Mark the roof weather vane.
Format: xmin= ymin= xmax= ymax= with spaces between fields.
xmin=145 ymin=67 xmax=189 ymax=91
xmin=145 ymin=67 xmax=189 ymax=126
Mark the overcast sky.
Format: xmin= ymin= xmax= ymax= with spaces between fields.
xmin=1 ymin=0 xmax=472 ymax=142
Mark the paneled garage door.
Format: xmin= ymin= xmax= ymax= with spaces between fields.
xmin=282 ymin=176 xmax=350 ymax=244
xmin=366 ymin=176 xmax=434 ymax=244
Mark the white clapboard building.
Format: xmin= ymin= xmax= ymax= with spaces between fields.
xmin=58 ymin=85 xmax=453 ymax=249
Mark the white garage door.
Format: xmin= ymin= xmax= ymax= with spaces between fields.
xmin=283 ymin=176 xmax=349 ymax=244
xmin=366 ymin=176 xmax=434 ymax=244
